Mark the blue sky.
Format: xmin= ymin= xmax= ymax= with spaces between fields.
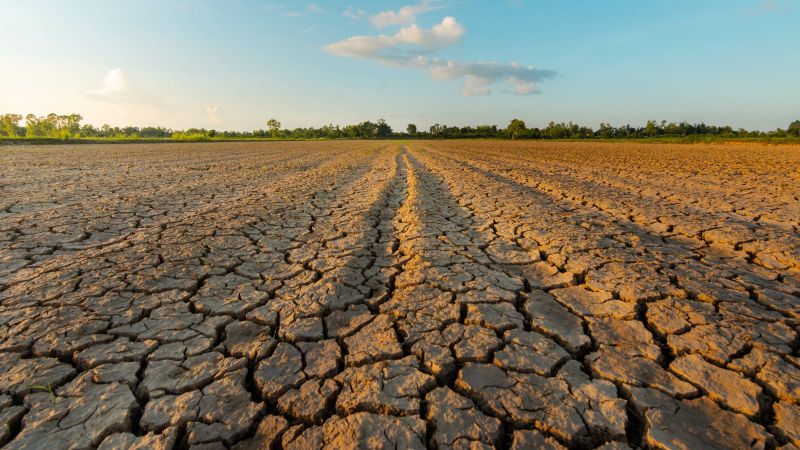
xmin=1 ymin=0 xmax=798 ymax=131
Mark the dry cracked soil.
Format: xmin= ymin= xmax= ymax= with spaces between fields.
xmin=0 ymin=140 xmax=799 ymax=450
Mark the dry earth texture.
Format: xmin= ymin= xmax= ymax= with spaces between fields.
xmin=0 ymin=140 xmax=799 ymax=450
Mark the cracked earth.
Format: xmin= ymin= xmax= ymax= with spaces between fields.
xmin=0 ymin=140 xmax=798 ymax=449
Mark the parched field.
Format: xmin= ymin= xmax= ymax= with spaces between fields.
xmin=1 ymin=140 xmax=799 ymax=449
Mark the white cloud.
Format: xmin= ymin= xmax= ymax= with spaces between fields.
xmin=326 ymin=18 xmax=557 ymax=96
xmin=93 ymin=68 xmax=128 ymax=96
xmin=306 ymin=4 xmax=324 ymax=13
xmin=326 ymin=16 xmax=464 ymax=58
xmin=370 ymin=1 xmax=437 ymax=28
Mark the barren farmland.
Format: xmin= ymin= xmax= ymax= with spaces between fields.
xmin=1 ymin=140 xmax=799 ymax=449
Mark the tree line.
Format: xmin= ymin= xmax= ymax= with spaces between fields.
xmin=2 ymin=113 xmax=799 ymax=141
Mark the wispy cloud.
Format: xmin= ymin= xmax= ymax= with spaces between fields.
xmin=326 ymin=11 xmax=558 ymax=96
xmin=369 ymin=0 xmax=438 ymax=28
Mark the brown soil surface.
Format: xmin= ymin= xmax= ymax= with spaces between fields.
xmin=1 ymin=140 xmax=798 ymax=449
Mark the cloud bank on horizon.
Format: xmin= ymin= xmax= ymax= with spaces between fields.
xmin=327 ymin=1 xmax=558 ymax=96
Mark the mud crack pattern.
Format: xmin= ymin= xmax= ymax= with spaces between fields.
xmin=0 ymin=141 xmax=798 ymax=449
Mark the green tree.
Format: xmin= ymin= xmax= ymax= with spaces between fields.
xmin=597 ymin=122 xmax=615 ymax=139
xmin=357 ymin=121 xmax=378 ymax=138
xmin=22 ymin=113 xmax=82 ymax=138
xmin=476 ymin=125 xmax=497 ymax=138
xmin=788 ymin=120 xmax=800 ymax=137
xmin=376 ymin=118 xmax=392 ymax=138
xmin=429 ymin=123 xmax=444 ymax=137
xmin=406 ymin=123 xmax=417 ymax=138
xmin=0 ymin=114 xmax=23 ymax=137
xmin=266 ymin=118 xmax=281 ymax=138
xmin=343 ymin=124 xmax=359 ymax=138
xmin=644 ymin=120 xmax=660 ymax=137
xmin=57 ymin=113 xmax=82 ymax=138
xmin=80 ymin=124 xmax=98 ymax=137
xmin=507 ymin=119 xmax=527 ymax=140
xmin=544 ymin=121 xmax=571 ymax=139
xmin=320 ymin=124 xmax=341 ymax=139
xmin=25 ymin=114 xmax=42 ymax=137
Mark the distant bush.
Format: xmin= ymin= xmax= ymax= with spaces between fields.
xmin=171 ymin=132 xmax=211 ymax=142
